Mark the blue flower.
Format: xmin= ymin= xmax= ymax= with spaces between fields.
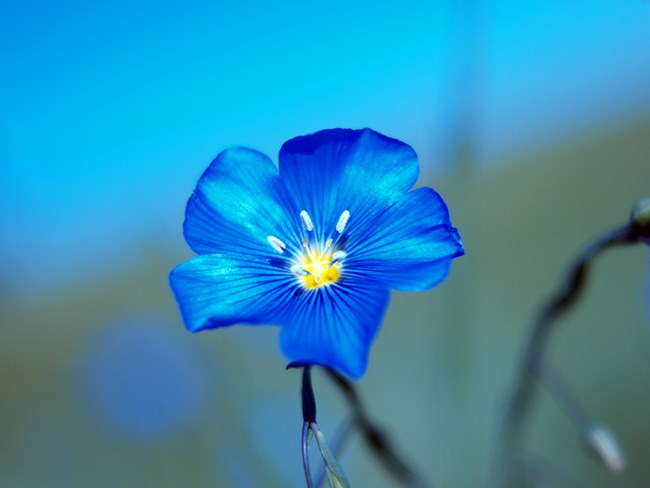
xmin=169 ymin=129 xmax=464 ymax=379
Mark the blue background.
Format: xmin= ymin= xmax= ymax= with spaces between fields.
xmin=2 ymin=0 xmax=649 ymax=294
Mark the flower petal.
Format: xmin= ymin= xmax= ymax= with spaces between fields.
xmin=278 ymin=129 xmax=419 ymax=242
xmin=279 ymin=280 xmax=390 ymax=379
xmin=169 ymin=253 xmax=298 ymax=331
xmin=183 ymin=147 xmax=300 ymax=256
xmin=344 ymin=187 xmax=464 ymax=291
xmin=170 ymin=253 xmax=392 ymax=379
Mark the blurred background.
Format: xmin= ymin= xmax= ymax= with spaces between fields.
xmin=1 ymin=0 xmax=649 ymax=486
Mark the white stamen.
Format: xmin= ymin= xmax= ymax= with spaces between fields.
xmin=300 ymin=210 xmax=314 ymax=232
xmin=290 ymin=263 xmax=308 ymax=275
xmin=335 ymin=210 xmax=350 ymax=234
xmin=267 ymin=235 xmax=286 ymax=254
xmin=331 ymin=250 xmax=347 ymax=263
xmin=302 ymin=240 xmax=317 ymax=261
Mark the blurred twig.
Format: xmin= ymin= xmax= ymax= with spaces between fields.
xmin=293 ymin=364 xmax=432 ymax=487
xmin=503 ymin=223 xmax=634 ymax=445
xmin=496 ymin=199 xmax=650 ymax=485
xmin=325 ymin=369 xmax=431 ymax=488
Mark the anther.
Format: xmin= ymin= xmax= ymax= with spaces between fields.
xmin=267 ymin=235 xmax=287 ymax=254
xmin=300 ymin=210 xmax=314 ymax=232
xmin=325 ymin=238 xmax=333 ymax=248
xmin=336 ymin=210 xmax=350 ymax=234
xmin=331 ymin=250 xmax=347 ymax=263
xmin=290 ymin=264 xmax=308 ymax=275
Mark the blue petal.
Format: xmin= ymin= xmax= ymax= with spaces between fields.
xmin=279 ymin=279 xmax=390 ymax=379
xmin=278 ymin=129 xmax=419 ymax=243
xmin=169 ymin=253 xmax=298 ymax=331
xmin=170 ymin=252 xmax=391 ymax=379
xmin=183 ymin=147 xmax=300 ymax=256
xmin=344 ymin=187 xmax=464 ymax=291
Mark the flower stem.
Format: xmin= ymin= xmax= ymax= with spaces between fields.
xmin=325 ymin=369 xmax=431 ymax=487
xmin=301 ymin=366 xmax=316 ymax=487
xmin=497 ymin=214 xmax=649 ymax=484
xmin=302 ymin=421 xmax=314 ymax=488
xmin=302 ymin=366 xmax=317 ymax=424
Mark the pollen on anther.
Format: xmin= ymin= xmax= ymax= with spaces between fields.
xmin=336 ymin=210 xmax=350 ymax=234
xmin=300 ymin=210 xmax=314 ymax=232
xmin=267 ymin=235 xmax=287 ymax=254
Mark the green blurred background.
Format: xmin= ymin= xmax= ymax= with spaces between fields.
xmin=1 ymin=1 xmax=649 ymax=486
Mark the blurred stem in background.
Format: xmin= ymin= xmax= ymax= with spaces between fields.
xmin=296 ymin=365 xmax=430 ymax=488
xmin=496 ymin=199 xmax=650 ymax=486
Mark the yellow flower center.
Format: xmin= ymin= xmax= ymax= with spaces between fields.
xmin=299 ymin=247 xmax=342 ymax=290
xmin=267 ymin=209 xmax=350 ymax=291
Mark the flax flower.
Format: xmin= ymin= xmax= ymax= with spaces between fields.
xmin=170 ymin=129 xmax=463 ymax=378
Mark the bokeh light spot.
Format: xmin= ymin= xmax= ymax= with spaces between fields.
xmin=76 ymin=314 xmax=211 ymax=439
